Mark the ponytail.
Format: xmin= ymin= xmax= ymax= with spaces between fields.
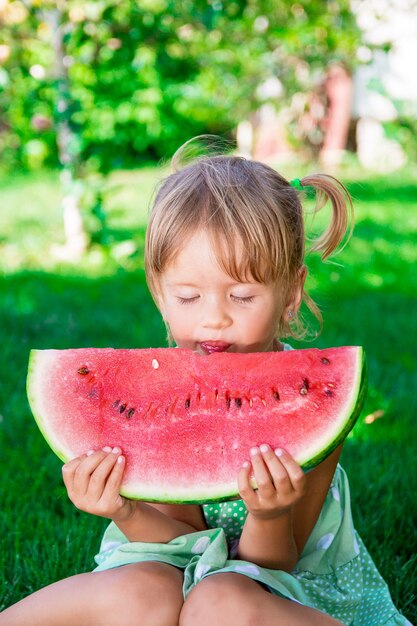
xmin=287 ymin=173 xmax=353 ymax=340
xmin=298 ymin=173 xmax=353 ymax=260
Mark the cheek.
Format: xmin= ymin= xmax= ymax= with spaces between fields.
xmin=247 ymin=300 xmax=283 ymax=332
xmin=164 ymin=305 xmax=192 ymax=331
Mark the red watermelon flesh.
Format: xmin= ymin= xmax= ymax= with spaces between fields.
xmin=27 ymin=346 xmax=366 ymax=503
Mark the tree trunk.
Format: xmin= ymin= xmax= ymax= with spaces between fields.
xmin=49 ymin=6 xmax=88 ymax=258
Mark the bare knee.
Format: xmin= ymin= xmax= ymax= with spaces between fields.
xmin=180 ymin=574 xmax=263 ymax=626
xmin=180 ymin=573 xmax=345 ymax=626
xmin=98 ymin=562 xmax=184 ymax=624
xmin=0 ymin=564 xmax=184 ymax=626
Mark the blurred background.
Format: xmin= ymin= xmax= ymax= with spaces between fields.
xmin=0 ymin=0 xmax=416 ymax=619
xmin=0 ymin=0 xmax=416 ymax=261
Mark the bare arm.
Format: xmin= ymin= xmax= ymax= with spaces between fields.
xmin=236 ymin=445 xmax=342 ymax=571
xmin=237 ymin=509 xmax=297 ymax=570
xmin=292 ymin=445 xmax=342 ymax=554
xmin=112 ymin=501 xmax=205 ymax=543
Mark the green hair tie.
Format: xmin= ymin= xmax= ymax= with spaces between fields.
xmin=290 ymin=178 xmax=304 ymax=190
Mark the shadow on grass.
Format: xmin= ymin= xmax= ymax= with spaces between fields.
xmin=1 ymin=170 xmax=416 ymax=619
xmin=0 ymin=262 xmax=416 ymax=620
xmin=0 ymin=266 xmax=168 ymax=606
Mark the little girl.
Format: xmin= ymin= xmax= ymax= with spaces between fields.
xmin=1 ymin=139 xmax=410 ymax=625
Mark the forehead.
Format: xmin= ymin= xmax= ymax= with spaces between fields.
xmin=161 ymin=230 xmax=250 ymax=285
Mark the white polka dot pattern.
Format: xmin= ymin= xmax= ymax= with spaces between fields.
xmin=191 ymin=536 xmax=211 ymax=554
xmin=316 ymin=533 xmax=335 ymax=550
xmin=202 ymin=500 xmax=248 ymax=545
xmin=93 ymin=465 xmax=410 ymax=625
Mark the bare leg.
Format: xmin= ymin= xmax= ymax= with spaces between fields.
xmin=0 ymin=562 xmax=184 ymax=626
xmin=180 ymin=573 xmax=345 ymax=626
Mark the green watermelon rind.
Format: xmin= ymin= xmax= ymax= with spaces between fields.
xmin=298 ymin=347 xmax=367 ymax=472
xmin=120 ymin=347 xmax=368 ymax=503
xmin=27 ymin=350 xmax=75 ymax=465
xmin=27 ymin=346 xmax=367 ymax=504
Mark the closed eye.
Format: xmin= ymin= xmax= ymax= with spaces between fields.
xmin=231 ymin=295 xmax=255 ymax=304
xmin=177 ymin=296 xmax=199 ymax=305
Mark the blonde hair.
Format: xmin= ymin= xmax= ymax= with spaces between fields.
xmin=145 ymin=137 xmax=353 ymax=340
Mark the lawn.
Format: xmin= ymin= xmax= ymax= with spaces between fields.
xmin=0 ymin=162 xmax=416 ymax=622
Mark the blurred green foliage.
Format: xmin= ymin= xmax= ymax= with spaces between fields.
xmin=0 ymin=0 xmax=360 ymax=172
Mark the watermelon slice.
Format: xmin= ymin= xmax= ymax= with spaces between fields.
xmin=27 ymin=346 xmax=366 ymax=503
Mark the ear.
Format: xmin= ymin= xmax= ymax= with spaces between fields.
xmin=287 ymin=266 xmax=307 ymax=315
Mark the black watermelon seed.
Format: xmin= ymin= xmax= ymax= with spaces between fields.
xmin=273 ymin=390 xmax=280 ymax=401
xmin=185 ymin=398 xmax=191 ymax=409
xmin=235 ymin=398 xmax=242 ymax=408
xmin=321 ymin=357 xmax=330 ymax=365
xmin=78 ymin=367 xmax=89 ymax=375
xmin=119 ymin=404 xmax=127 ymax=413
xmin=324 ymin=389 xmax=333 ymax=397
xmin=113 ymin=399 xmax=121 ymax=409
xmin=300 ymin=378 xmax=309 ymax=395
xmin=226 ymin=396 xmax=231 ymax=409
xmin=126 ymin=408 xmax=135 ymax=418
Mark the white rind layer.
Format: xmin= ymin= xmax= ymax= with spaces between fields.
xmin=27 ymin=350 xmax=75 ymax=463
xmin=294 ymin=346 xmax=363 ymax=466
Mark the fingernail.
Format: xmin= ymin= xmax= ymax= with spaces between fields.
xmin=242 ymin=460 xmax=250 ymax=468
xmin=86 ymin=450 xmax=95 ymax=456
xmin=260 ymin=444 xmax=269 ymax=453
xmin=250 ymin=447 xmax=259 ymax=456
xmin=275 ymin=448 xmax=283 ymax=457
xmin=112 ymin=447 xmax=121 ymax=454
xmin=117 ymin=455 xmax=124 ymax=464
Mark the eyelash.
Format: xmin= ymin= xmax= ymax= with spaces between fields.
xmin=177 ymin=297 xmax=198 ymax=305
xmin=177 ymin=296 xmax=255 ymax=305
xmin=232 ymin=295 xmax=255 ymax=304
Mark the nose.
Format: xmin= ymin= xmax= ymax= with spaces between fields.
xmin=201 ymin=296 xmax=232 ymax=330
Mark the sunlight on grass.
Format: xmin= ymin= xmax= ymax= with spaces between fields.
xmin=1 ymin=162 xmax=416 ymax=618
xmin=0 ymin=167 xmax=162 ymax=275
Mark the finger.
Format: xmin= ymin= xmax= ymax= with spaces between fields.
xmin=259 ymin=444 xmax=293 ymax=494
xmin=249 ymin=447 xmax=276 ymax=495
xmin=86 ymin=448 xmax=122 ymax=501
xmin=72 ymin=449 xmax=112 ymax=496
xmin=62 ymin=453 xmax=88 ymax=492
xmin=100 ymin=454 xmax=125 ymax=505
xmin=273 ymin=448 xmax=306 ymax=494
xmin=237 ymin=460 xmax=257 ymax=505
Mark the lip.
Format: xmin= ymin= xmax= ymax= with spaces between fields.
xmin=199 ymin=341 xmax=232 ymax=354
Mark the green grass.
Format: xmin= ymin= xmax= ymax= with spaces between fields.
xmin=0 ymin=163 xmax=416 ymax=621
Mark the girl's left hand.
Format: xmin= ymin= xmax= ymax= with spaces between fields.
xmin=237 ymin=444 xmax=306 ymax=520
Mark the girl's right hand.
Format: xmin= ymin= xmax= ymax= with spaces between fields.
xmin=62 ymin=447 xmax=135 ymax=523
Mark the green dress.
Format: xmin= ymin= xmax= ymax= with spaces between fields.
xmin=94 ymin=344 xmax=410 ymax=624
xmin=94 ymin=463 xmax=410 ymax=625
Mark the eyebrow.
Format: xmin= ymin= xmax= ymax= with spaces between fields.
xmin=164 ymin=281 xmax=257 ymax=289
xmin=164 ymin=282 xmax=199 ymax=288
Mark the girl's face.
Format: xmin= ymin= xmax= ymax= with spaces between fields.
xmin=157 ymin=231 xmax=303 ymax=355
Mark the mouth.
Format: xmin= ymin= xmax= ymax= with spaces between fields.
xmin=199 ymin=341 xmax=232 ymax=355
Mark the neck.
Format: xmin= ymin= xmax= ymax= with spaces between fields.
xmin=272 ymin=338 xmax=283 ymax=352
